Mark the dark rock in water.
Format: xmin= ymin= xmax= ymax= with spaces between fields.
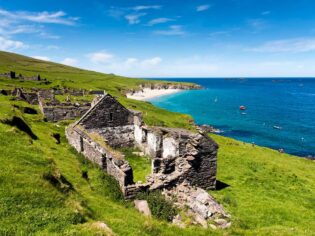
xmin=306 ymin=155 xmax=315 ymax=161
xmin=197 ymin=125 xmax=223 ymax=134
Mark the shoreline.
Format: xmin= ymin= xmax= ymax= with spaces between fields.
xmin=126 ymin=88 xmax=183 ymax=101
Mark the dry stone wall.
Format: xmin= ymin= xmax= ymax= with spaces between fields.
xmin=66 ymin=126 xmax=134 ymax=189
xmin=79 ymin=94 xmax=134 ymax=129
xmin=134 ymin=126 xmax=218 ymax=190
xmin=40 ymin=102 xmax=90 ymax=122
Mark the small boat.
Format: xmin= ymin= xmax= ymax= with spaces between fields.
xmin=273 ymin=126 xmax=282 ymax=130
xmin=240 ymin=105 xmax=246 ymax=110
xmin=241 ymin=112 xmax=247 ymax=115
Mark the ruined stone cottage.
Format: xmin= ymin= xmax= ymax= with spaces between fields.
xmin=66 ymin=93 xmax=218 ymax=198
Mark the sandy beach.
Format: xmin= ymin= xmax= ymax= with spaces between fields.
xmin=126 ymin=88 xmax=183 ymax=101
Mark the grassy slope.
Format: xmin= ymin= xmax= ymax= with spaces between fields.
xmin=0 ymin=51 xmax=195 ymax=130
xmin=210 ymin=135 xmax=315 ymax=235
xmin=0 ymin=51 xmax=314 ymax=235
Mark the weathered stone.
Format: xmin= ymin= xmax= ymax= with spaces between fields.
xmin=196 ymin=192 xmax=211 ymax=204
xmin=194 ymin=214 xmax=208 ymax=228
xmin=220 ymin=221 xmax=232 ymax=229
xmin=90 ymin=221 xmax=114 ymax=235
xmin=191 ymin=202 xmax=209 ymax=219
xmin=162 ymin=182 xmax=230 ymax=227
xmin=134 ymin=200 xmax=151 ymax=217
xmin=214 ymin=219 xmax=231 ymax=229
xmin=214 ymin=218 xmax=228 ymax=225
xmin=172 ymin=214 xmax=186 ymax=228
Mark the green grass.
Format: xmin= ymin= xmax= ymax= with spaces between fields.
xmin=0 ymin=51 xmax=315 ymax=235
xmin=120 ymin=148 xmax=152 ymax=183
xmin=209 ymin=134 xmax=315 ymax=235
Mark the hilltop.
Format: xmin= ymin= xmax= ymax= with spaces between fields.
xmin=0 ymin=51 xmax=314 ymax=235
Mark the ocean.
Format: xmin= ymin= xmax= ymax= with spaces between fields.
xmin=148 ymin=78 xmax=315 ymax=157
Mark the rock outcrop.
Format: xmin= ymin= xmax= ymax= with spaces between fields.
xmin=163 ymin=181 xmax=231 ymax=229
xmin=125 ymin=82 xmax=202 ymax=97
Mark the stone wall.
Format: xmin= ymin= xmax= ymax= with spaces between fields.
xmin=90 ymin=126 xmax=135 ymax=148
xmin=38 ymin=90 xmax=55 ymax=100
xmin=79 ymin=94 xmax=134 ymax=129
xmin=66 ymin=126 xmax=134 ymax=189
xmin=40 ymin=102 xmax=90 ymax=122
xmin=12 ymin=88 xmax=39 ymax=105
xmin=133 ymin=125 xmax=218 ymax=190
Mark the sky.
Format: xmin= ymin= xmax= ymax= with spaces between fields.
xmin=1 ymin=0 xmax=315 ymax=78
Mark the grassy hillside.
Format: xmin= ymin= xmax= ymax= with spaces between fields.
xmin=0 ymin=51 xmax=314 ymax=235
xmin=0 ymin=51 xmax=195 ymax=130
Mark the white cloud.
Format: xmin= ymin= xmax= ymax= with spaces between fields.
xmin=0 ymin=22 xmax=60 ymax=40
xmin=0 ymin=8 xmax=73 ymax=47
xmin=86 ymin=56 xmax=315 ymax=78
xmin=32 ymin=56 xmax=51 ymax=61
xmin=249 ymin=38 xmax=315 ymax=53
xmin=0 ymin=36 xmax=26 ymax=51
xmin=46 ymin=45 xmax=60 ymax=50
xmin=154 ymin=25 xmax=186 ymax=36
xmin=88 ymin=52 xmax=114 ymax=64
xmin=125 ymin=13 xmax=147 ymax=24
xmin=39 ymin=32 xmax=61 ymax=39
xmin=0 ymin=9 xmax=78 ymax=25
xmin=146 ymin=18 xmax=174 ymax=26
xmin=125 ymin=58 xmax=139 ymax=67
xmin=122 ymin=57 xmax=162 ymax=68
xmin=61 ymin=58 xmax=78 ymax=66
xmin=84 ymin=55 xmax=163 ymax=77
xmin=196 ymin=5 xmax=211 ymax=12
xmin=141 ymin=57 xmax=162 ymax=66
xmin=1 ymin=24 xmax=39 ymax=35
xmin=133 ymin=5 xmax=161 ymax=11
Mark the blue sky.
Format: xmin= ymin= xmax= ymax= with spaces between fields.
xmin=1 ymin=0 xmax=315 ymax=77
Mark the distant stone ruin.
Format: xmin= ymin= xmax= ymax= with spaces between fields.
xmin=38 ymin=89 xmax=92 ymax=122
xmin=0 ymin=71 xmax=50 ymax=84
xmin=12 ymin=88 xmax=39 ymax=105
xmin=0 ymin=86 xmax=105 ymax=122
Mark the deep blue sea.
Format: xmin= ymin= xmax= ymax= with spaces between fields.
xmin=149 ymin=78 xmax=315 ymax=157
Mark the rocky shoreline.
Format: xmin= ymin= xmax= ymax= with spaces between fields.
xmin=126 ymin=82 xmax=202 ymax=101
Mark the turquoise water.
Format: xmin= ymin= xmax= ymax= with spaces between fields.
xmin=149 ymin=78 xmax=315 ymax=157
